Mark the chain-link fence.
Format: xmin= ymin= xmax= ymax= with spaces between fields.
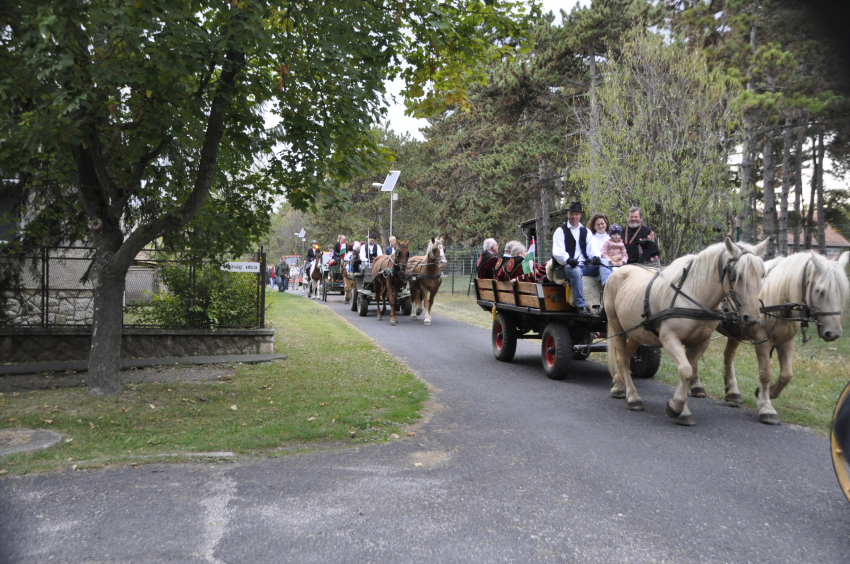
xmin=0 ymin=246 xmax=267 ymax=328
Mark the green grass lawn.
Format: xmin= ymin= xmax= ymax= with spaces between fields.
xmin=431 ymin=290 xmax=849 ymax=436
xmin=0 ymin=292 xmax=429 ymax=474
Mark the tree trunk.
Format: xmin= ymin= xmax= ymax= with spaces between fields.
xmin=793 ymin=121 xmax=804 ymax=253
xmin=779 ymin=115 xmax=791 ymax=256
xmin=816 ymin=129 xmax=826 ymax=254
xmin=805 ymin=132 xmax=817 ymax=250
xmin=536 ymin=157 xmax=550 ymax=261
xmin=739 ymin=116 xmax=754 ymax=241
xmin=376 ymin=208 xmax=388 ymax=249
xmin=87 ymin=254 xmax=129 ymax=396
xmin=762 ymin=133 xmax=776 ymax=258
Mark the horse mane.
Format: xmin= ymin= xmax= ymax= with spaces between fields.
xmin=654 ymin=241 xmax=764 ymax=306
xmin=762 ymin=251 xmax=850 ymax=306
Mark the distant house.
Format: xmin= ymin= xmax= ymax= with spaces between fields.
xmin=785 ymin=223 xmax=850 ymax=260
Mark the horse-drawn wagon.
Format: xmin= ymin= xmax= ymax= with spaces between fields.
xmin=474 ymin=277 xmax=661 ymax=380
xmin=321 ymin=263 xmax=345 ymax=301
xmin=350 ymin=265 xmax=413 ymax=317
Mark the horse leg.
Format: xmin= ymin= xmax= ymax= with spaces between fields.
xmin=414 ymin=284 xmax=424 ymax=316
xmin=388 ymin=287 xmax=398 ymax=326
xmin=660 ymin=335 xmax=696 ymax=426
xmin=685 ymin=340 xmax=711 ymax=402
xmin=375 ymin=282 xmax=383 ymax=321
xmin=410 ymin=285 xmax=420 ymax=321
xmin=423 ymin=285 xmax=435 ymax=325
xmin=723 ymin=337 xmax=743 ymax=405
xmin=768 ymin=340 xmax=795 ymax=400
xmin=754 ymin=340 xmax=780 ymax=424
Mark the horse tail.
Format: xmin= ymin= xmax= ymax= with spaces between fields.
xmin=603 ymin=282 xmax=628 ymax=390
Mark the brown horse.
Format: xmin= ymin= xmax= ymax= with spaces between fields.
xmin=407 ymin=237 xmax=444 ymax=325
xmin=370 ymin=241 xmax=410 ymax=325
xmin=342 ymin=259 xmax=356 ymax=304
xmin=307 ymin=251 xmax=323 ymax=299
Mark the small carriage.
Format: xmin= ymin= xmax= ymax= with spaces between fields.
xmin=350 ymin=265 xmax=413 ymax=317
xmin=474 ymin=277 xmax=661 ymax=380
xmin=321 ymin=263 xmax=346 ymax=301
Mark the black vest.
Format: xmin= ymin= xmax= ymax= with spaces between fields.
xmin=559 ymin=223 xmax=588 ymax=262
xmin=368 ymin=244 xmax=379 ymax=259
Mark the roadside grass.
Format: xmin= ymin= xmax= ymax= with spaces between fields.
xmin=431 ymin=289 xmax=849 ymax=436
xmin=0 ymin=292 xmax=428 ymax=474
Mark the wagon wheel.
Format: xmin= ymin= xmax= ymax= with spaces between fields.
xmin=358 ymin=293 xmax=369 ymax=317
xmin=541 ymin=322 xmax=572 ymax=380
xmin=630 ymin=345 xmax=662 ymax=379
xmin=401 ymin=296 xmax=413 ymax=316
xmin=350 ymin=289 xmax=358 ymax=312
xmin=491 ymin=312 xmax=517 ymax=362
xmin=831 ymin=381 xmax=850 ymax=503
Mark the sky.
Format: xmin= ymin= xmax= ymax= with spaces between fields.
xmin=381 ymin=0 xmax=585 ymax=141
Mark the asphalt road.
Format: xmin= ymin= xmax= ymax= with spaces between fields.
xmin=2 ymin=289 xmax=849 ymax=563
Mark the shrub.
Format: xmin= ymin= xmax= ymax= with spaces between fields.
xmin=126 ymin=262 xmax=261 ymax=328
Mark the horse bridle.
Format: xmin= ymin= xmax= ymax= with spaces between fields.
xmin=759 ymin=258 xmax=843 ymax=344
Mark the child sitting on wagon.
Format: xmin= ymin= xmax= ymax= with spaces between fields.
xmin=600 ymin=224 xmax=627 ymax=286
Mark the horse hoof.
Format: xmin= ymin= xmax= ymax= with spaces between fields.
xmin=725 ymin=393 xmax=742 ymax=406
xmin=675 ymin=414 xmax=696 ymax=426
xmin=759 ymin=413 xmax=781 ymax=425
xmin=611 ymin=388 xmax=626 ymax=399
xmin=424 ymin=319 xmax=431 ymax=326
xmin=410 ymin=316 xmax=417 ymax=321
xmin=666 ymin=400 xmax=683 ymax=419
xmin=390 ymin=320 xmax=398 ymax=326
xmin=690 ymin=386 xmax=706 ymax=398
xmin=627 ymin=399 xmax=644 ymax=411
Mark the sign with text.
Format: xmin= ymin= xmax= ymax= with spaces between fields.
xmin=221 ymin=261 xmax=260 ymax=273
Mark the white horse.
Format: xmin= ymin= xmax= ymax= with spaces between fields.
xmin=695 ymin=250 xmax=849 ymax=424
xmin=604 ymin=238 xmax=768 ymax=425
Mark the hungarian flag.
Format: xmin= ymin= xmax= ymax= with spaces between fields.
xmin=521 ymin=237 xmax=536 ymax=274
xmin=340 ymin=239 xmax=346 ymax=254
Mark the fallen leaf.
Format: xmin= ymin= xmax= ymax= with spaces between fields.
xmin=132 ymin=465 xmax=139 ymax=469
xmin=149 ymin=404 xmax=156 ymax=409
xmin=390 ymin=395 xmax=397 ymax=399
xmin=65 ymin=438 xmax=73 ymax=444
xmin=307 ymin=417 xmax=316 ymax=421
xmin=195 ymin=395 xmax=208 ymax=402
xmin=42 ymin=419 xmax=53 ymax=424
xmin=390 ymin=433 xmax=399 ymax=439
xmin=72 ymin=464 xmax=78 ymax=470
xmin=319 ymin=402 xmax=325 ymax=407
xmin=407 ymin=432 xmax=415 ymax=437
xmin=414 ymin=462 xmax=422 ymax=467
xmin=0 ymin=470 xmax=6 ymax=475
xmin=230 ymin=405 xmax=237 ymax=411
xmin=241 ymin=422 xmax=247 ymax=426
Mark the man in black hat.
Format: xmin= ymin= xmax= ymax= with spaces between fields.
xmin=623 ymin=207 xmax=660 ymax=264
xmin=552 ymin=202 xmax=598 ymax=315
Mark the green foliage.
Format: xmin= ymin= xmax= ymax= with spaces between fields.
xmin=126 ymin=263 xmax=260 ymax=329
xmin=575 ymin=28 xmax=743 ymax=259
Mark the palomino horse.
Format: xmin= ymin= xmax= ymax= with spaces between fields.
xmin=307 ymin=251 xmax=323 ymax=299
xmin=407 ymin=237 xmax=445 ymax=325
xmin=604 ymin=238 xmax=768 ymax=425
xmin=695 ymin=250 xmax=849 ymax=425
xmin=370 ymin=241 xmax=410 ymax=325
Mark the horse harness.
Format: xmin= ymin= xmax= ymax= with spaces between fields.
xmin=758 ymin=258 xmax=842 ymax=344
xmin=635 ymin=250 xmax=752 ymax=338
xmin=407 ymin=247 xmax=444 ymax=281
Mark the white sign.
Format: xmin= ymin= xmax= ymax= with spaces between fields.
xmin=221 ymin=262 xmax=260 ymax=273
xmin=380 ymin=170 xmax=401 ymax=192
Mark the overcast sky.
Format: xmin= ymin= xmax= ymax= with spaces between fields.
xmin=382 ymin=0 xmax=585 ymax=140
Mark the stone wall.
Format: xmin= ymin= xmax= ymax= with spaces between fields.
xmin=0 ymin=328 xmax=275 ymax=363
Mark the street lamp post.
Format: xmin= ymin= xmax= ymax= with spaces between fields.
xmin=374 ymin=170 xmax=401 ymax=239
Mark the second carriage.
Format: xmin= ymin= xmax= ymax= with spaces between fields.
xmin=321 ymin=262 xmax=346 ymax=301
xmin=350 ymin=264 xmax=413 ymax=317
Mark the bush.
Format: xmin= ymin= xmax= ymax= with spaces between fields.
xmin=126 ymin=262 xmax=261 ymax=328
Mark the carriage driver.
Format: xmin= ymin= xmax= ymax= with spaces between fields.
xmin=552 ymin=202 xmax=600 ymax=316
xmin=359 ymin=235 xmax=384 ymax=265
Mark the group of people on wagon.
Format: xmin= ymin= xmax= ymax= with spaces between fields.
xmin=476 ymin=202 xmax=659 ymax=315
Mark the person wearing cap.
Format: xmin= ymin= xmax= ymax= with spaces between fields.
xmin=601 ymin=224 xmax=628 ymax=286
xmin=551 ymin=202 xmax=596 ymax=315
xmin=359 ymin=235 xmax=383 ymax=265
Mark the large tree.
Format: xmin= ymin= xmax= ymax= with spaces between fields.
xmin=574 ymin=27 xmax=743 ymax=260
xmin=1 ymin=0 xmax=535 ymax=395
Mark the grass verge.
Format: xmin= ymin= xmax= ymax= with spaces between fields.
xmin=431 ymin=289 xmax=849 ymax=436
xmin=0 ymin=292 xmax=429 ymax=474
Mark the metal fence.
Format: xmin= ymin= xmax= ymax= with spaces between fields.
xmin=0 ymin=246 xmax=266 ymax=329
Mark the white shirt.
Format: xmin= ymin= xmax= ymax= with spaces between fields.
xmin=589 ymin=232 xmax=609 ymax=259
xmin=359 ymin=242 xmax=384 ymax=263
xmin=552 ymin=223 xmax=592 ymax=265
